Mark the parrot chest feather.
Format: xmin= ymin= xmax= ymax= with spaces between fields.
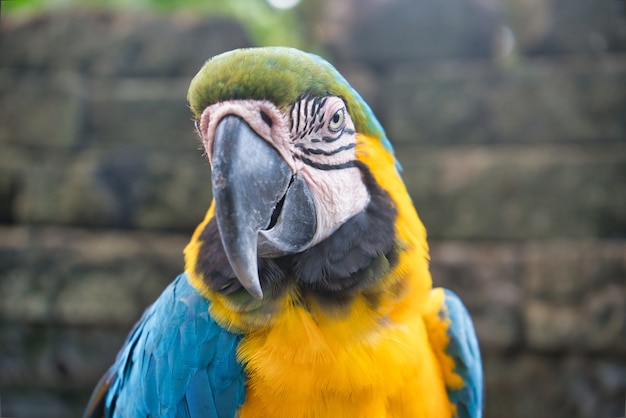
xmin=236 ymin=283 xmax=454 ymax=417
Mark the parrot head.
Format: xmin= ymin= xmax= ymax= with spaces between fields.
xmin=186 ymin=47 xmax=418 ymax=309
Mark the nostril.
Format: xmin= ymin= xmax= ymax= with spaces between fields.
xmin=260 ymin=111 xmax=273 ymax=128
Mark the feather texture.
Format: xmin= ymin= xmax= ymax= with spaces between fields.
xmin=423 ymin=287 xmax=483 ymax=418
xmin=442 ymin=289 xmax=484 ymax=418
xmin=83 ymin=274 xmax=245 ymax=418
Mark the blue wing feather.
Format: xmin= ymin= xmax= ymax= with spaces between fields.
xmin=442 ymin=289 xmax=483 ymax=418
xmin=84 ymin=273 xmax=245 ymax=418
xmin=185 ymin=370 xmax=219 ymax=418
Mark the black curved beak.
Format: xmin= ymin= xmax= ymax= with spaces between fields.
xmin=211 ymin=115 xmax=316 ymax=299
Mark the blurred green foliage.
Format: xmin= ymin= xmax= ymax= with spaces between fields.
xmin=2 ymin=0 xmax=305 ymax=48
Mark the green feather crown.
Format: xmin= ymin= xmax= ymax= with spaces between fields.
xmin=187 ymin=47 xmax=388 ymax=143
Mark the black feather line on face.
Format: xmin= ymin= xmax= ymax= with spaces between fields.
xmin=295 ymin=142 xmax=356 ymax=156
xmin=294 ymin=155 xmax=357 ymax=171
xmin=195 ymin=161 xmax=398 ymax=307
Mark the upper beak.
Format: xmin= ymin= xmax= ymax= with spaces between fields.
xmin=211 ymin=115 xmax=316 ymax=299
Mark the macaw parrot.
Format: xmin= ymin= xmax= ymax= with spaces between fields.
xmin=84 ymin=47 xmax=482 ymax=418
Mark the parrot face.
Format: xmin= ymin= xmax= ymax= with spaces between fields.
xmin=196 ymin=95 xmax=369 ymax=299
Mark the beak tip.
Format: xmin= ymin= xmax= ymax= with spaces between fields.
xmin=243 ymin=281 xmax=264 ymax=300
xmin=250 ymin=289 xmax=264 ymax=300
xmin=232 ymin=261 xmax=265 ymax=300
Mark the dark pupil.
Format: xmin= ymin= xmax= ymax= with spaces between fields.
xmin=333 ymin=113 xmax=341 ymax=123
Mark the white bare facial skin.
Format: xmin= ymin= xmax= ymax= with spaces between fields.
xmin=198 ymin=97 xmax=370 ymax=249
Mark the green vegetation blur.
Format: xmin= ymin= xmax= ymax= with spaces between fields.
xmin=2 ymin=0 xmax=305 ymax=48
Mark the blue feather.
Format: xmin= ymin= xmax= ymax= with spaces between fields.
xmin=185 ymin=370 xmax=219 ymax=418
xmin=442 ymin=289 xmax=484 ymax=418
xmin=91 ymin=273 xmax=245 ymax=418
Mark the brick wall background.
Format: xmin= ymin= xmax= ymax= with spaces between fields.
xmin=1 ymin=1 xmax=625 ymax=416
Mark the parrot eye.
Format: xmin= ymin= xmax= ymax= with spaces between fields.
xmin=328 ymin=108 xmax=345 ymax=132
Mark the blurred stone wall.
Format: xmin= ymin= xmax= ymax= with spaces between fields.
xmin=0 ymin=2 xmax=625 ymax=417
